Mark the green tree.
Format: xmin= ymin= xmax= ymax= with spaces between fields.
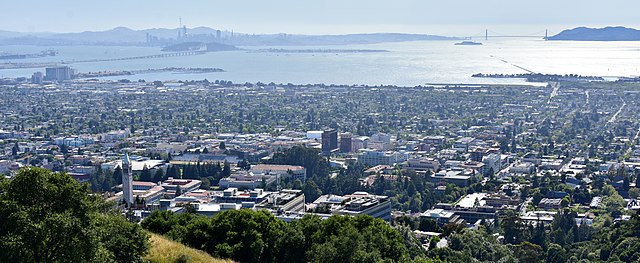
xmin=200 ymin=177 xmax=211 ymax=190
xmin=546 ymin=243 xmax=567 ymax=263
xmin=501 ymin=211 xmax=530 ymax=244
xmin=142 ymin=210 xmax=415 ymax=263
xmin=303 ymin=180 xmax=322 ymax=202
xmin=112 ymin=166 xmax=123 ymax=185
xmin=11 ymin=142 xmax=18 ymax=156
xmin=510 ymin=242 xmax=544 ymax=263
xmin=448 ymin=228 xmax=515 ymax=262
xmin=140 ymin=165 xmax=152 ymax=181
xmin=0 ymin=168 xmax=149 ymax=262
xmin=530 ymin=221 xmax=547 ymax=248
xmin=153 ymin=168 xmax=165 ymax=182
xmin=222 ymin=162 xmax=231 ymax=177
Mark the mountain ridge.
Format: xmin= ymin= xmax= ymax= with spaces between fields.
xmin=0 ymin=26 xmax=460 ymax=46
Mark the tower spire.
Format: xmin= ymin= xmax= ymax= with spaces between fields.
xmin=122 ymin=153 xmax=133 ymax=207
xmin=545 ymin=29 xmax=548 ymax=40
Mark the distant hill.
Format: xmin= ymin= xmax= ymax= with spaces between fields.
xmin=54 ymin=27 xmax=143 ymax=43
xmin=0 ymin=26 xmax=460 ymax=46
xmin=548 ymin=26 xmax=640 ymax=41
xmin=230 ymin=33 xmax=458 ymax=46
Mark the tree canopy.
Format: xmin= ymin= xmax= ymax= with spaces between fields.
xmin=142 ymin=209 xmax=415 ymax=263
xmin=0 ymin=168 xmax=149 ymax=263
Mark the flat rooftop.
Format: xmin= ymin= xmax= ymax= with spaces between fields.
xmin=456 ymin=193 xmax=487 ymax=208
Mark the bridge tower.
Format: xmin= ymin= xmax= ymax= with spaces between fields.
xmin=544 ymin=29 xmax=548 ymax=40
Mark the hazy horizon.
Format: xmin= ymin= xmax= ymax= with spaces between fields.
xmin=2 ymin=0 xmax=640 ymax=36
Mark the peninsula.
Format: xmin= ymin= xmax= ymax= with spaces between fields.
xmin=547 ymin=26 xmax=640 ymax=41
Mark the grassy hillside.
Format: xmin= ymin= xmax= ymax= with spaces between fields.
xmin=145 ymin=233 xmax=233 ymax=263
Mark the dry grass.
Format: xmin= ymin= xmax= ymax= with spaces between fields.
xmin=145 ymin=233 xmax=234 ymax=263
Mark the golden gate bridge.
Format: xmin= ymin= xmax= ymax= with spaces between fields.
xmin=467 ymin=29 xmax=556 ymax=40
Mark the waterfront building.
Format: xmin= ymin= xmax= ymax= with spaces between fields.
xmin=45 ymin=66 xmax=74 ymax=81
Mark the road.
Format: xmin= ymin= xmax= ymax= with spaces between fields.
xmin=607 ymin=97 xmax=626 ymax=125
xmin=624 ymin=124 xmax=640 ymax=158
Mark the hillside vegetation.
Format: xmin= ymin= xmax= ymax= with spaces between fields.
xmin=146 ymin=233 xmax=234 ymax=263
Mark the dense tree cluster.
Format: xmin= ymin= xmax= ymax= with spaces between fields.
xmin=142 ymin=209 xmax=421 ymax=263
xmin=0 ymin=168 xmax=149 ymax=262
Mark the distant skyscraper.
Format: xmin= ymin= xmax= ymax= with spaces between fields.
xmin=322 ymin=129 xmax=338 ymax=155
xmin=216 ymin=30 xmax=222 ymax=40
xmin=121 ymin=153 xmax=134 ymax=206
xmin=340 ymin=133 xmax=352 ymax=153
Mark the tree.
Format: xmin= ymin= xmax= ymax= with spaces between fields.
xmin=11 ymin=142 xmax=18 ymax=156
xmin=219 ymin=141 xmax=226 ymax=150
xmin=200 ymin=177 xmax=211 ymax=190
xmin=0 ymin=168 xmax=149 ymax=262
xmin=237 ymin=159 xmax=251 ymax=170
xmin=222 ymin=162 xmax=231 ymax=177
xmin=623 ymin=176 xmax=631 ymax=191
xmin=447 ymin=228 xmax=515 ymax=262
xmin=303 ymin=180 xmax=322 ymax=202
xmin=292 ymin=179 xmax=303 ymax=190
xmin=418 ymin=218 xmax=441 ymax=232
xmin=268 ymin=146 xmax=329 ymax=180
xmin=166 ymin=165 xmax=179 ymax=179
xmin=549 ymin=210 xmax=579 ymax=246
xmin=546 ymin=243 xmax=567 ymax=263
xmin=602 ymin=185 xmax=625 ymax=217
xmin=530 ymin=221 xmax=547 ymax=248
xmin=140 ymin=165 xmax=152 ymax=181
xmin=142 ymin=210 xmax=415 ymax=263
xmin=94 ymin=213 xmax=151 ymax=262
xmin=153 ymin=169 xmax=165 ymax=182
xmin=510 ymin=242 xmax=544 ymax=263
xmin=113 ymin=166 xmax=123 ymax=185
xmin=501 ymin=211 xmax=530 ymax=244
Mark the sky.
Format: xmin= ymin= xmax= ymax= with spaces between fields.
xmin=3 ymin=0 xmax=640 ymax=36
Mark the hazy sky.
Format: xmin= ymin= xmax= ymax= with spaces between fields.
xmin=3 ymin=0 xmax=640 ymax=36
